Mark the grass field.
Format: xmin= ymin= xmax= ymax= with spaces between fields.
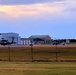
xmin=0 ymin=62 xmax=76 ymax=75
xmin=0 ymin=45 xmax=76 ymax=61
xmin=0 ymin=45 xmax=76 ymax=75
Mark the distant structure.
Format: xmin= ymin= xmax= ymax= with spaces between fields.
xmin=1 ymin=32 xmax=76 ymax=45
xmin=0 ymin=33 xmax=52 ymax=45
xmin=29 ymin=35 xmax=51 ymax=44
xmin=53 ymin=39 xmax=70 ymax=45
xmin=0 ymin=33 xmax=21 ymax=45
xmin=21 ymin=38 xmax=30 ymax=45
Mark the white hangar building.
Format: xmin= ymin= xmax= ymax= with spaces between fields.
xmin=0 ymin=33 xmax=21 ymax=45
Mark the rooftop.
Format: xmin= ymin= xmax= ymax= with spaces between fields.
xmin=29 ymin=35 xmax=50 ymax=38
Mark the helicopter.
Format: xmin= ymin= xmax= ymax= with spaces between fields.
xmin=0 ymin=37 xmax=16 ymax=46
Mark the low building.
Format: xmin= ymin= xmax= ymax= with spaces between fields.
xmin=0 ymin=32 xmax=21 ymax=45
xmin=52 ymin=39 xmax=70 ymax=45
xmin=21 ymin=38 xmax=31 ymax=45
xmin=29 ymin=35 xmax=51 ymax=44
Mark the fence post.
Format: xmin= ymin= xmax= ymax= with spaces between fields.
xmin=8 ymin=45 xmax=10 ymax=61
xmin=56 ymin=44 xmax=58 ymax=62
xmin=30 ymin=44 xmax=33 ymax=62
xmin=55 ymin=40 xmax=58 ymax=62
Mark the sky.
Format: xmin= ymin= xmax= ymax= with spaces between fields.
xmin=0 ymin=0 xmax=76 ymax=39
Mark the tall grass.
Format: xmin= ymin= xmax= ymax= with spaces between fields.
xmin=0 ymin=45 xmax=76 ymax=61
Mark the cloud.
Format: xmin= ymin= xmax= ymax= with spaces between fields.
xmin=0 ymin=0 xmax=76 ymax=19
xmin=0 ymin=1 xmax=65 ymax=18
xmin=64 ymin=0 xmax=76 ymax=12
xmin=0 ymin=0 xmax=63 ymax=5
xmin=67 ymin=8 xmax=76 ymax=12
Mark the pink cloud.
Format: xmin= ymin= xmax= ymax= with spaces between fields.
xmin=0 ymin=0 xmax=76 ymax=18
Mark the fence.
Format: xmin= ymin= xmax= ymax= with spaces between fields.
xmin=0 ymin=45 xmax=76 ymax=62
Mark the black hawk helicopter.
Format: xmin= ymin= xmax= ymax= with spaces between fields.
xmin=0 ymin=37 xmax=15 ymax=46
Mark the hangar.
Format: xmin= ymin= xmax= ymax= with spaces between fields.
xmin=0 ymin=32 xmax=21 ymax=45
xmin=29 ymin=35 xmax=51 ymax=44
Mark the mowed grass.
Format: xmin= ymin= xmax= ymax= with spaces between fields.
xmin=0 ymin=62 xmax=76 ymax=75
xmin=0 ymin=45 xmax=76 ymax=61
